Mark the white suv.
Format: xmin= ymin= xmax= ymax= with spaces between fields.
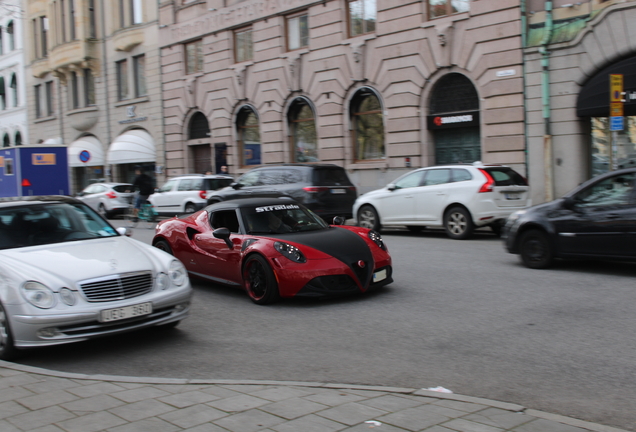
xmin=149 ymin=174 xmax=233 ymax=215
xmin=353 ymin=163 xmax=531 ymax=239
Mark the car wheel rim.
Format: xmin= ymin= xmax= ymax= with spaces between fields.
xmin=525 ymin=238 xmax=545 ymax=262
xmin=448 ymin=212 xmax=466 ymax=235
xmin=246 ymin=261 xmax=267 ymax=300
xmin=99 ymin=205 xmax=106 ymax=217
xmin=359 ymin=210 xmax=375 ymax=229
xmin=0 ymin=307 xmax=8 ymax=353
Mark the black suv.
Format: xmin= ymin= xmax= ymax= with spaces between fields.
xmin=206 ymin=164 xmax=357 ymax=220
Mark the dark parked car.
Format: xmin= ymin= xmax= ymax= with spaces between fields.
xmin=503 ymin=168 xmax=636 ymax=268
xmin=206 ymin=164 xmax=357 ymax=221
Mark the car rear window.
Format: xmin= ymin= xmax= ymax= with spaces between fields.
xmin=204 ymin=178 xmax=234 ymax=190
xmin=112 ymin=185 xmax=132 ymax=193
xmin=483 ymin=167 xmax=527 ymax=186
xmin=312 ymin=168 xmax=353 ymax=186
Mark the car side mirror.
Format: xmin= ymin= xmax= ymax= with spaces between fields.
xmin=116 ymin=227 xmax=132 ymax=237
xmin=562 ymin=196 xmax=578 ymax=210
xmin=213 ymin=227 xmax=233 ymax=249
xmin=387 ymin=184 xmax=397 ymax=191
xmin=231 ymin=182 xmax=243 ymax=190
xmin=332 ymin=216 xmax=345 ymax=225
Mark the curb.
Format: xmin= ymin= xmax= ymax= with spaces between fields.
xmin=0 ymin=361 xmax=628 ymax=432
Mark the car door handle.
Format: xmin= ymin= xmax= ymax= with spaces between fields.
xmin=436 ymin=192 xmax=445 ymax=196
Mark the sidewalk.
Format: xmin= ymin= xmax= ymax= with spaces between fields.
xmin=0 ymin=361 xmax=627 ymax=432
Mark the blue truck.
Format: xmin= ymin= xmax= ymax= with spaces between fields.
xmin=0 ymin=147 xmax=70 ymax=198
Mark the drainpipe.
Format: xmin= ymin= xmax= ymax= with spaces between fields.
xmin=520 ymin=0 xmax=529 ymax=183
xmin=100 ymin=0 xmax=113 ymax=181
xmin=539 ymin=1 xmax=554 ymax=201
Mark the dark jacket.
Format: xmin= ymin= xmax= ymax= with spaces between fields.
xmin=133 ymin=173 xmax=154 ymax=196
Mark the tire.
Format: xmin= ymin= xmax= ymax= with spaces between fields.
xmin=407 ymin=226 xmax=425 ymax=233
xmin=243 ymin=255 xmax=280 ymax=305
xmin=519 ymin=229 xmax=553 ymax=269
xmin=0 ymin=302 xmax=17 ymax=361
xmin=98 ymin=203 xmax=109 ymax=219
xmin=184 ymin=203 xmax=197 ymax=214
xmin=490 ymin=223 xmax=503 ymax=237
xmin=444 ymin=206 xmax=474 ymax=240
xmin=154 ymin=239 xmax=173 ymax=255
xmin=358 ymin=205 xmax=381 ymax=231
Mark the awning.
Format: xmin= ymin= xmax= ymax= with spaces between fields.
xmin=577 ymin=56 xmax=636 ymax=117
xmin=68 ymin=136 xmax=105 ymax=167
xmin=107 ymin=130 xmax=156 ymax=164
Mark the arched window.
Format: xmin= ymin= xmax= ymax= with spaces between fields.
xmin=288 ymin=98 xmax=317 ymax=162
xmin=236 ymin=106 xmax=261 ymax=166
xmin=10 ymin=74 xmax=17 ymax=107
xmin=0 ymin=77 xmax=5 ymax=110
xmin=188 ymin=112 xmax=210 ymax=139
xmin=351 ymin=88 xmax=385 ymax=161
xmin=7 ymin=21 xmax=14 ymax=51
xmin=15 ymin=131 xmax=21 ymax=146
xmin=430 ymin=73 xmax=479 ymax=114
xmin=2 ymin=134 xmax=9 ymax=148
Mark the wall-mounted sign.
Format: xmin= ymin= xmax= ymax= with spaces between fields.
xmin=0 ymin=156 xmax=3 ymax=168
xmin=119 ymin=105 xmax=148 ymax=124
xmin=79 ymin=150 xmax=91 ymax=163
xmin=32 ymin=154 xmax=56 ymax=165
xmin=496 ymin=69 xmax=516 ymax=77
xmin=427 ymin=111 xmax=480 ymax=130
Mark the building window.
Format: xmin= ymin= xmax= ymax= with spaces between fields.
xmin=237 ymin=107 xmax=261 ymax=166
xmin=132 ymin=0 xmax=142 ymax=24
xmin=116 ymin=59 xmax=128 ymax=100
xmin=428 ymin=0 xmax=469 ymax=19
xmin=84 ymin=68 xmax=95 ymax=106
xmin=0 ymin=78 xmax=5 ymax=110
xmin=351 ymin=88 xmax=385 ymax=161
xmin=70 ymin=0 xmax=76 ymax=40
xmin=348 ymin=0 xmax=376 ymax=37
xmin=4 ymin=158 xmax=13 ymax=174
xmin=35 ymin=84 xmax=42 ymax=118
xmin=119 ymin=0 xmax=142 ymax=27
xmin=41 ymin=17 xmax=48 ymax=57
xmin=235 ymin=28 xmax=253 ymax=63
xmin=70 ymin=71 xmax=79 ymax=109
xmin=189 ymin=112 xmax=210 ymax=139
xmin=7 ymin=21 xmax=14 ymax=51
xmin=10 ymin=74 xmax=17 ymax=107
xmin=2 ymin=135 xmax=9 ymax=148
xmin=133 ymin=55 xmax=146 ymax=97
xmin=185 ymin=40 xmax=203 ymax=74
xmin=119 ymin=0 xmax=125 ymax=28
xmin=289 ymin=99 xmax=317 ymax=162
xmin=88 ymin=0 xmax=97 ymax=38
xmin=15 ymin=131 xmax=22 ymax=146
xmin=287 ymin=12 xmax=309 ymax=51
xmin=60 ymin=0 xmax=67 ymax=42
xmin=45 ymin=81 xmax=54 ymax=116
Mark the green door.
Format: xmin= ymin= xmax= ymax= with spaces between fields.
xmin=434 ymin=127 xmax=481 ymax=165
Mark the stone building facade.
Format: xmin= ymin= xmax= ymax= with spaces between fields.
xmin=24 ymin=0 xmax=165 ymax=193
xmin=159 ymin=0 xmax=526 ymax=193
xmin=525 ymin=0 xmax=636 ymax=203
xmin=0 ymin=0 xmax=29 ymax=149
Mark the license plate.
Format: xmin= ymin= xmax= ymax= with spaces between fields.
xmin=331 ymin=188 xmax=346 ymax=194
xmin=373 ymin=269 xmax=387 ymax=283
xmin=505 ymin=193 xmax=521 ymax=200
xmin=100 ymin=302 xmax=152 ymax=322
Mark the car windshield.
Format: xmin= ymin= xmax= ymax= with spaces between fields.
xmin=0 ymin=202 xmax=118 ymax=250
xmin=243 ymin=203 xmax=329 ymax=234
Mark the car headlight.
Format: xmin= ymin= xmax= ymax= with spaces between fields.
xmin=368 ymin=230 xmax=386 ymax=250
xmin=157 ymin=272 xmax=170 ymax=290
xmin=169 ymin=260 xmax=187 ymax=286
xmin=21 ymin=281 xmax=56 ymax=309
xmin=59 ymin=288 xmax=77 ymax=306
xmin=274 ymin=241 xmax=306 ymax=263
xmin=506 ymin=210 xmax=526 ymax=225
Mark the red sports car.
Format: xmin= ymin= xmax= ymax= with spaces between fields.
xmin=152 ymin=198 xmax=393 ymax=304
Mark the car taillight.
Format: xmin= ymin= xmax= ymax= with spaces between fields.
xmin=303 ymin=187 xmax=329 ymax=193
xmin=477 ymin=169 xmax=495 ymax=193
xmin=105 ymin=191 xmax=117 ymax=199
xmin=199 ymin=190 xmax=207 ymax=199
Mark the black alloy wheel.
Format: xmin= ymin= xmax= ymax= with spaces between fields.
xmin=0 ymin=302 xmax=16 ymax=361
xmin=519 ymin=229 xmax=554 ymax=269
xmin=444 ymin=206 xmax=474 ymax=240
xmin=243 ymin=255 xmax=280 ymax=305
xmin=98 ymin=203 xmax=109 ymax=219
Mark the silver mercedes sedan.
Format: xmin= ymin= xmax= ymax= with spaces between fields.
xmin=0 ymin=196 xmax=193 ymax=360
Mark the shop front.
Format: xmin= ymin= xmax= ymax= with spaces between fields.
xmin=67 ymin=135 xmax=106 ymax=193
xmin=107 ymin=129 xmax=156 ymax=184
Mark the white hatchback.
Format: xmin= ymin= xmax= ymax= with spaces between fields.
xmin=353 ymin=163 xmax=531 ymax=239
